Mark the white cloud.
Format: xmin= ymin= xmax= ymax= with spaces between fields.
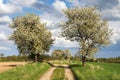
xmin=0 ymin=32 xmax=8 ymax=41
xmin=101 ymin=6 xmax=120 ymax=21
xmin=111 ymin=32 xmax=120 ymax=44
xmin=0 ymin=0 xmax=22 ymax=15
xmin=108 ymin=21 xmax=120 ymax=44
xmin=53 ymin=37 xmax=78 ymax=48
xmin=0 ymin=16 xmax=12 ymax=24
xmin=52 ymin=0 xmax=67 ymax=12
xmin=10 ymin=0 xmax=37 ymax=6
xmin=41 ymin=12 xmax=65 ymax=29
xmin=41 ymin=19 xmax=53 ymax=28
xmin=0 ymin=24 xmax=13 ymax=35
xmin=51 ymin=28 xmax=61 ymax=37
xmin=0 ymin=46 xmax=10 ymax=50
xmin=19 ymin=0 xmax=37 ymax=6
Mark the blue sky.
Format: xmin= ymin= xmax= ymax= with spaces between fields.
xmin=0 ymin=0 xmax=120 ymax=58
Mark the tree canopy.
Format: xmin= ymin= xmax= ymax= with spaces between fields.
xmin=60 ymin=7 xmax=112 ymax=66
xmin=9 ymin=13 xmax=54 ymax=61
xmin=52 ymin=49 xmax=71 ymax=60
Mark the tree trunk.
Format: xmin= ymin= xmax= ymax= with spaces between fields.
xmin=82 ymin=56 xmax=86 ymax=66
xmin=35 ymin=54 xmax=38 ymax=62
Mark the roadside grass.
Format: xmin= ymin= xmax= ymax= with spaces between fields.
xmin=0 ymin=62 xmax=51 ymax=80
xmin=51 ymin=67 xmax=67 ymax=80
xmin=71 ymin=62 xmax=120 ymax=80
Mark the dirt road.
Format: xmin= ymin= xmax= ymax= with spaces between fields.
xmin=39 ymin=64 xmax=75 ymax=80
xmin=39 ymin=67 xmax=56 ymax=80
xmin=0 ymin=62 xmax=27 ymax=73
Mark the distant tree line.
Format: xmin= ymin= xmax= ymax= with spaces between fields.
xmin=97 ymin=57 xmax=120 ymax=63
xmin=72 ymin=53 xmax=120 ymax=63
xmin=0 ymin=54 xmax=51 ymax=62
xmin=81 ymin=56 xmax=120 ymax=63
xmin=0 ymin=55 xmax=27 ymax=62
xmin=0 ymin=52 xmax=120 ymax=63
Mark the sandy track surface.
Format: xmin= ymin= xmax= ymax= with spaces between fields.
xmin=0 ymin=62 xmax=27 ymax=73
xmin=39 ymin=67 xmax=56 ymax=80
xmin=39 ymin=64 xmax=75 ymax=80
xmin=65 ymin=68 xmax=75 ymax=80
xmin=54 ymin=64 xmax=75 ymax=80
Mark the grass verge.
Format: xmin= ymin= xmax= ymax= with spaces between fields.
xmin=51 ymin=67 xmax=67 ymax=80
xmin=71 ymin=62 xmax=120 ymax=80
xmin=0 ymin=62 xmax=51 ymax=80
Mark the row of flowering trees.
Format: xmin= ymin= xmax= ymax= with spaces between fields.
xmin=9 ymin=7 xmax=112 ymax=66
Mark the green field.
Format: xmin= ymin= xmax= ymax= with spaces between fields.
xmin=71 ymin=62 xmax=120 ymax=80
xmin=0 ymin=62 xmax=51 ymax=80
xmin=51 ymin=67 xmax=67 ymax=80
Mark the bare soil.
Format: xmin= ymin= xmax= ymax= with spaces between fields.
xmin=39 ymin=67 xmax=56 ymax=80
xmin=0 ymin=62 xmax=27 ymax=73
xmin=65 ymin=67 xmax=75 ymax=80
xmin=39 ymin=64 xmax=75 ymax=80
xmin=53 ymin=64 xmax=75 ymax=80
